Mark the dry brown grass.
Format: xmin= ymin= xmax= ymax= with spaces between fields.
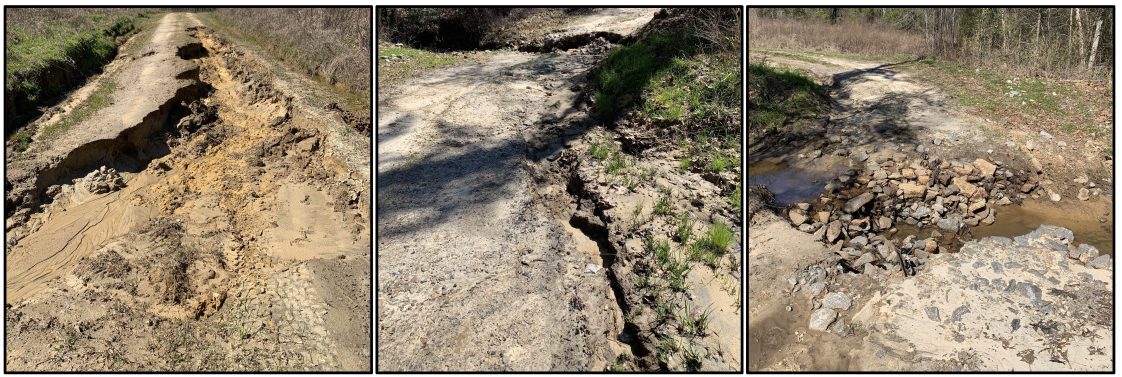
xmin=748 ymin=16 xmax=929 ymax=58
xmin=208 ymin=8 xmax=371 ymax=93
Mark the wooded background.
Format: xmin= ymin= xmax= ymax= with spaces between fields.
xmin=750 ymin=8 xmax=1114 ymax=78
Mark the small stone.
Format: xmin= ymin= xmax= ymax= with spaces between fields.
xmin=843 ymin=192 xmax=875 ymax=213
xmin=829 ymin=318 xmax=849 ymax=335
xmin=850 ymin=236 xmax=869 ymax=248
xmin=924 ymin=239 xmax=938 ymax=253
xmin=798 ymin=223 xmax=815 ymax=233
xmin=853 ymin=252 xmax=877 ymax=267
xmin=796 ymin=202 xmax=810 ymax=211
xmin=1074 ymin=175 xmax=1089 ymax=184
xmin=899 ymin=182 xmax=925 ymax=198
xmin=1078 ymin=188 xmax=1090 ymax=201
xmin=822 ymin=292 xmax=852 ymax=310
xmin=952 ymin=177 xmax=979 ymax=198
xmin=968 ymin=200 xmax=986 ymax=213
xmin=1030 ymin=157 xmax=1044 ymax=174
xmin=973 ymin=159 xmax=997 ymax=177
xmin=1020 ymin=182 xmax=1037 ymax=193
xmin=1088 ymin=255 xmax=1112 ymax=270
xmin=877 ymin=216 xmax=892 ymax=229
xmin=809 ymin=282 xmax=826 ymax=297
xmin=826 ymin=221 xmax=842 ymax=243
xmin=815 ymin=211 xmax=830 ymax=223
xmin=924 ymin=306 xmax=941 ymax=321
xmin=809 ymin=308 xmax=838 ymax=332
xmin=789 ymin=210 xmax=808 ymax=225
xmin=1047 ymin=189 xmax=1061 ymax=202
xmin=1025 ymin=140 xmax=1035 ymax=151
xmin=1039 ymin=130 xmax=1053 ymax=139
xmin=948 ymin=305 xmax=971 ymax=323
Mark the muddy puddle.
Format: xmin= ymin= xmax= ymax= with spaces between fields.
xmin=750 ymin=161 xmax=1113 ymax=254
xmin=747 ymin=159 xmax=847 ymax=206
xmin=973 ymin=199 xmax=1113 ymax=254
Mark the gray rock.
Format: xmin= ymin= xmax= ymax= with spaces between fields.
xmin=1031 ymin=157 xmax=1044 ymax=174
xmin=850 ymin=151 xmax=869 ymax=163
xmin=912 ymin=206 xmax=930 ymax=219
xmin=844 ymin=192 xmax=875 ymax=213
xmin=798 ymin=223 xmax=815 ymax=232
xmin=808 ymin=308 xmax=838 ymax=332
xmin=1072 ymin=244 xmax=1100 ymax=262
xmin=1088 ymin=255 xmax=1112 ymax=270
xmin=850 ymin=236 xmax=869 ymax=248
xmin=877 ymin=216 xmax=892 ymax=229
xmin=948 ymin=305 xmax=971 ymax=323
xmin=853 ymin=252 xmax=877 ymax=267
xmin=1047 ymin=189 xmax=1061 ymax=202
xmin=789 ymin=209 xmax=808 ymax=225
xmin=821 ymin=292 xmax=852 ymax=310
xmin=829 ymin=317 xmax=849 ymax=335
xmin=809 ymin=282 xmax=827 ymax=297
xmin=1039 ymin=130 xmax=1053 ymax=139
xmin=936 ymin=216 xmax=963 ymax=233
xmin=826 ymin=221 xmax=842 ymax=243
xmin=924 ymin=306 xmax=941 ymax=321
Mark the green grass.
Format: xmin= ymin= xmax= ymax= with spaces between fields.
xmin=605 ymin=151 xmax=628 ymax=175
xmin=589 ymin=142 xmax=612 ymax=161
xmin=377 ymin=44 xmax=460 ymax=86
xmin=629 ymin=201 xmax=646 ymax=230
xmin=11 ymin=130 xmax=33 ymax=153
xmin=653 ymin=193 xmax=672 ymax=216
xmin=728 ymin=185 xmax=741 ymax=213
xmin=39 ymin=78 xmax=117 ymax=142
xmin=690 ymin=222 xmax=732 ymax=268
xmin=646 ymin=235 xmax=672 ymax=266
xmin=676 ymin=212 xmax=695 ymax=243
xmin=592 ymin=27 xmax=739 ymax=129
xmin=747 ymin=62 xmax=827 ymax=131
xmin=666 ymin=259 xmax=691 ymax=292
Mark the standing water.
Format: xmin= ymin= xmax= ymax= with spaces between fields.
xmin=747 ymin=159 xmax=848 ymax=207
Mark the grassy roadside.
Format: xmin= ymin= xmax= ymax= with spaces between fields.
xmin=6 ymin=9 xmax=155 ymax=134
xmin=747 ymin=61 xmax=827 ymax=132
xmin=752 ymin=48 xmax=1111 ymax=146
xmin=377 ymin=43 xmax=480 ymax=89
xmin=201 ymin=11 xmax=371 ymax=116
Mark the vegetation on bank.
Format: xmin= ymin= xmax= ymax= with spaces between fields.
xmin=205 ymin=8 xmax=371 ymax=114
xmin=747 ymin=62 xmax=828 ymax=132
xmin=5 ymin=9 xmax=153 ymax=134
xmin=377 ymin=43 xmax=474 ymax=87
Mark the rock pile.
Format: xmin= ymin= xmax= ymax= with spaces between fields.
xmin=787 ymin=156 xmax=1035 ymax=275
xmin=84 ymin=166 xmax=125 ymax=194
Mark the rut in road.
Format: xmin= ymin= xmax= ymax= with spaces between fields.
xmin=377 ymin=50 xmax=629 ymax=370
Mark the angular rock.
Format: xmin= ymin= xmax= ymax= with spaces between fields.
xmin=1078 ymin=188 xmax=1090 ymax=201
xmin=877 ymin=216 xmax=892 ymax=229
xmin=911 ymin=206 xmax=930 ymax=219
xmin=1047 ymin=189 xmax=1061 ymax=202
xmin=809 ymin=282 xmax=827 ymax=297
xmin=853 ymin=252 xmax=877 ymax=267
xmin=789 ymin=209 xmax=808 ymax=225
xmin=796 ymin=202 xmax=811 ymax=210
xmin=809 ymin=308 xmax=838 ymax=332
xmin=937 ymin=216 xmax=963 ymax=233
xmin=843 ymin=192 xmax=875 ymax=213
xmin=924 ymin=238 xmax=938 ymax=253
xmin=798 ymin=224 xmax=815 ymax=233
xmin=968 ymin=200 xmax=986 ymax=213
xmin=850 ymin=236 xmax=869 ymax=248
xmin=973 ymin=159 xmax=997 ymax=177
xmin=815 ymin=211 xmax=830 ymax=223
xmin=952 ymin=177 xmax=979 ymax=198
xmin=826 ymin=221 xmax=842 ymax=243
xmin=1088 ymin=255 xmax=1112 ymax=270
xmin=898 ymin=182 xmax=925 ymax=199
xmin=822 ymin=292 xmax=852 ymax=310
xmin=924 ymin=306 xmax=941 ymax=321
xmin=1030 ymin=156 xmax=1044 ymax=174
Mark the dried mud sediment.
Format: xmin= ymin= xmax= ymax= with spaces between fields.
xmin=6 ymin=13 xmax=370 ymax=371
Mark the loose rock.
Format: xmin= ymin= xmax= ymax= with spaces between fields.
xmin=808 ymin=308 xmax=838 ymax=332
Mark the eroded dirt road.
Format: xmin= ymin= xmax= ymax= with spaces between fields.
xmin=378 ymin=8 xmax=741 ymax=372
xmin=5 ymin=13 xmax=371 ymax=371
xmin=748 ymin=50 xmax=1113 ymax=371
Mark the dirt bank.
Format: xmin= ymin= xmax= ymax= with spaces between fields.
xmin=5 ymin=12 xmax=371 ymax=371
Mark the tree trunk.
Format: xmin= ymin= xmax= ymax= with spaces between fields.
xmin=1076 ymin=8 xmax=1085 ymax=58
xmin=830 ymin=8 xmax=839 ymax=25
xmin=1088 ymin=17 xmax=1102 ymax=69
xmin=1001 ymin=9 xmax=1007 ymax=53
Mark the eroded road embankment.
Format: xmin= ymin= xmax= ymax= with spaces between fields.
xmin=6 ymin=12 xmax=371 ymax=371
